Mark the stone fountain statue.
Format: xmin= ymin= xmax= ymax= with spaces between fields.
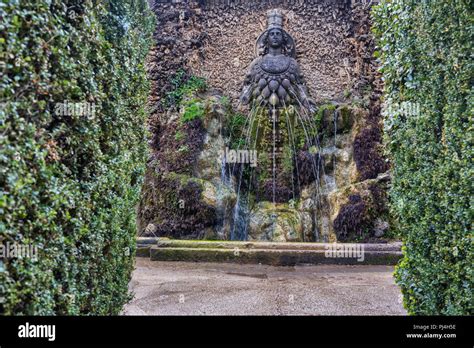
xmin=240 ymin=9 xmax=315 ymax=112
xmin=237 ymin=9 xmax=317 ymax=205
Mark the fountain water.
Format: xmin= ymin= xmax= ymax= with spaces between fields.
xmin=225 ymin=9 xmax=325 ymax=242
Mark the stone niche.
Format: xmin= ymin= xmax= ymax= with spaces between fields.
xmin=139 ymin=0 xmax=391 ymax=243
xmin=148 ymin=0 xmax=371 ymax=110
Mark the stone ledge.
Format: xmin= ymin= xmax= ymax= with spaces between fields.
xmin=138 ymin=237 xmax=401 ymax=250
xmin=146 ymin=244 xmax=401 ymax=266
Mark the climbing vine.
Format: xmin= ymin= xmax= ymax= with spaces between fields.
xmin=373 ymin=0 xmax=473 ymax=314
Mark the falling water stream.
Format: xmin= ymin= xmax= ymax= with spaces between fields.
xmin=225 ymin=95 xmax=331 ymax=241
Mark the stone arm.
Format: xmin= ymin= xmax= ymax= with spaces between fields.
xmin=239 ymin=58 xmax=260 ymax=105
xmin=294 ymin=63 xmax=316 ymax=114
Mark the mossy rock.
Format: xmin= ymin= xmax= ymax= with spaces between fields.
xmin=248 ymin=202 xmax=313 ymax=242
xmin=336 ymin=105 xmax=354 ymax=133
xmin=137 ymin=169 xmax=218 ymax=238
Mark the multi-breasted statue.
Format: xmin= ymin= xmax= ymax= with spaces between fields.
xmin=240 ymin=10 xmax=315 ymax=112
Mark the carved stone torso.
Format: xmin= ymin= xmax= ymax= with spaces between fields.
xmin=260 ymin=54 xmax=291 ymax=74
xmin=244 ymin=55 xmax=304 ymax=108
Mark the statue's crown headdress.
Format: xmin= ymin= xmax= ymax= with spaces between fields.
xmin=255 ymin=9 xmax=296 ymax=58
xmin=267 ymin=9 xmax=283 ymax=30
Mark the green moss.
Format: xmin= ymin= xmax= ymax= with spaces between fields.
xmin=150 ymin=245 xmax=401 ymax=265
xmin=339 ymin=106 xmax=353 ymax=132
xmin=257 ymin=152 xmax=270 ymax=181
xmin=220 ymin=96 xmax=230 ymax=107
xmin=181 ymin=98 xmax=205 ymax=123
xmin=165 ymin=172 xmax=203 ymax=188
xmin=174 ymin=130 xmax=184 ymax=141
xmin=166 ymin=71 xmax=207 ymax=107
xmin=281 ymin=146 xmax=294 ymax=174
xmin=315 ymin=103 xmax=337 ymax=137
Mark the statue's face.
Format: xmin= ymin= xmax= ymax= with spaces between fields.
xmin=268 ymin=28 xmax=284 ymax=48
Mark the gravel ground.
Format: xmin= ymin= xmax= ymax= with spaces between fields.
xmin=122 ymin=258 xmax=406 ymax=315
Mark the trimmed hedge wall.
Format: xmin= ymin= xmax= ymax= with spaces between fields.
xmin=373 ymin=0 xmax=473 ymax=314
xmin=0 ymin=0 xmax=155 ymax=314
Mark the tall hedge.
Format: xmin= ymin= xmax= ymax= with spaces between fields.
xmin=373 ymin=0 xmax=473 ymax=314
xmin=0 ymin=0 xmax=155 ymax=314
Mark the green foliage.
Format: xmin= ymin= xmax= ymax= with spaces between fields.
xmin=0 ymin=0 xmax=155 ymax=314
xmin=166 ymin=71 xmax=207 ymax=107
xmin=373 ymin=0 xmax=473 ymax=315
xmin=257 ymin=152 xmax=270 ymax=181
xmin=174 ymin=130 xmax=184 ymax=141
xmin=219 ymin=96 xmax=230 ymax=107
xmin=227 ymin=112 xmax=246 ymax=149
xmin=165 ymin=72 xmax=208 ymax=124
xmin=181 ymin=98 xmax=205 ymax=123
xmin=281 ymin=146 xmax=294 ymax=174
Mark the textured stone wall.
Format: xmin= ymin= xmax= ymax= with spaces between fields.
xmin=140 ymin=0 xmax=390 ymax=242
xmin=148 ymin=0 xmax=377 ymax=112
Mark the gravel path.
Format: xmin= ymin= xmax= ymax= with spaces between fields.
xmin=122 ymin=258 xmax=406 ymax=315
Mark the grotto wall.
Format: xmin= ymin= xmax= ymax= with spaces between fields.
xmin=139 ymin=0 xmax=390 ymax=242
xmin=148 ymin=0 xmax=369 ymax=112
